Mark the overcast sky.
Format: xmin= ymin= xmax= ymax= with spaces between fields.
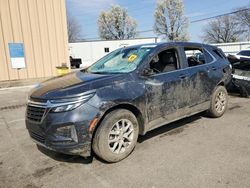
xmin=66 ymin=0 xmax=249 ymax=42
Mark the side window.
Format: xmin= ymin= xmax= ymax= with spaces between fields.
xmin=184 ymin=47 xmax=206 ymax=67
xmin=149 ymin=48 xmax=179 ymax=74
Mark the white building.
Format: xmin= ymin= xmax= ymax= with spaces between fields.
xmin=213 ymin=41 xmax=250 ymax=55
xmin=69 ymin=37 xmax=159 ymax=68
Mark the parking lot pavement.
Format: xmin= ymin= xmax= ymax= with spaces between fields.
xmin=0 ymin=87 xmax=250 ymax=188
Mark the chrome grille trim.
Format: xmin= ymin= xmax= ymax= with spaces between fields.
xmin=26 ymin=105 xmax=47 ymax=123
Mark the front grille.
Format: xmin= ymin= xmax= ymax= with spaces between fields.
xmin=29 ymin=130 xmax=45 ymax=144
xmin=30 ymin=97 xmax=47 ymax=103
xmin=26 ymin=105 xmax=46 ymax=123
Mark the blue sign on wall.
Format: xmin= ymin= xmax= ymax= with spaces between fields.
xmin=8 ymin=43 xmax=26 ymax=69
xmin=9 ymin=43 xmax=24 ymax=58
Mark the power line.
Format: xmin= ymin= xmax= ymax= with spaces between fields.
xmin=79 ymin=7 xmax=250 ymax=40
xmin=191 ymin=8 xmax=250 ymax=23
xmin=70 ymin=0 xmax=231 ymax=23
xmin=69 ymin=0 xmax=235 ymax=27
xmin=134 ymin=8 xmax=250 ymax=34
xmin=137 ymin=30 xmax=154 ymax=34
xmin=72 ymin=2 xmax=249 ymax=35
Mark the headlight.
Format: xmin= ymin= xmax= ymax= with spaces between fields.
xmin=51 ymin=103 xmax=82 ymax=112
xmin=50 ymin=93 xmax=95 ymax=113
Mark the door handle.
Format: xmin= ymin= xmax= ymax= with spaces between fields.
xmin=179 ymin=74 xmax=188 ymax=79
xmin=211 ymin=67 xmax=217 ymax=71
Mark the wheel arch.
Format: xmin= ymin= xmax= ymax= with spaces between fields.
xmin=93 ymin=103 xmax=145 ymax=139
xmin=218 ymin=81 xmax=225 ymax=86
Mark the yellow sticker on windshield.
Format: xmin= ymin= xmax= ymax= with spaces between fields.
xmin=128 ymin=54 xmax=137 ymax=62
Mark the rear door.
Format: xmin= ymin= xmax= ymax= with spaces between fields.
xmin=181 ymin=45 xmax=217 ymax=107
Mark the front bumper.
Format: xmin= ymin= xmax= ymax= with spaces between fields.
xmin=30 ymin=134 xmax=91 ymax=156
xmin=26 ymin=101 xmax=100 ymax=157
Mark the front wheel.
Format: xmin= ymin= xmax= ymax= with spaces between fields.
xmin=92 ymin=109 xmax=139 ymax=163
xmin=207 ymin=86 xmax=228 ymax=118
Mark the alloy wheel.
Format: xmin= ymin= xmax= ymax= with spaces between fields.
xmin=215 ymin=91 xmax=226 ymax=114
xmin=108 ymin=119 xmax=134 ymax=154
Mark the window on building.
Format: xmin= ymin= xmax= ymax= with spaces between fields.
xmin=104 ymin=48 xmax=110 ymax=53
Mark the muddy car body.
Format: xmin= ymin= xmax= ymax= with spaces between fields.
xmin=26 ymin=42 xmax=232 ymax=162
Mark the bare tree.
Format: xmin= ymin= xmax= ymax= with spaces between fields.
xmin=154 ymin=0 xmax=189 ymax=41
xmin=67 ymin=13 xmax=82 ymax=42
xmin=202 ymin=15 xmax=244 ymax=43
xmin=98 ymin=5 xmax=137 ymax=40
xmin=235 ymin=7 xmax=250 ymax=41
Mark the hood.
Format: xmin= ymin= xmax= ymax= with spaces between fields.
xmin=30 ymin=71 xmax=126 ymax=99
xmin=235 ymin=54 xmax=250 ymax=60
xmin=228 ymin=54 xmax=250 ymax=64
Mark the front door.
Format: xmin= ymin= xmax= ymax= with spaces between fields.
xmin=144 ymin=47 xmax=191 ymax=129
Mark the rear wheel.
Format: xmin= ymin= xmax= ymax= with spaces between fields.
xmin=208 ymin=86 xmax=228 ymax=118
xmin=93 ymin=109 xmax=139 ymax=163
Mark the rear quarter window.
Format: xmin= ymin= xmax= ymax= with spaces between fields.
xmin=204 ymin=50 xmax=214 ymax=63
xmin=212 ymin=48 xmax=227 ymax=59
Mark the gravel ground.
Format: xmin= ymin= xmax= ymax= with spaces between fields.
xmin=0 ymin=87 xmax=250 ymax=188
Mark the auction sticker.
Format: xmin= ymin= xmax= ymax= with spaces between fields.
xmin=128 ymin=54 xmax=137 ymax=62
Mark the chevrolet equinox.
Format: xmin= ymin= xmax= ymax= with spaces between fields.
xmin=26 ymin=42 xmax=232 ymax=162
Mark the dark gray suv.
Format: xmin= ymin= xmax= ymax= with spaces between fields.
xmin=26 ymin=42 xmax=232 ymax=162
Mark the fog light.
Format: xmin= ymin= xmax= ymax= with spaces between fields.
xmin=55 ymin=125 xmax=78 ymax=143
xmin=70 ymin=125 xmax=78 ymax=143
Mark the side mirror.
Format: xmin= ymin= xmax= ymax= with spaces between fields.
xmin=142 ymin=68 xmax=154 ymax=76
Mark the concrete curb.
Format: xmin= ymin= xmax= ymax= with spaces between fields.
xmin=0 ymin=77 xmax=51 ymax=90
xmin=0 ymin=85 xmax=35 ymax=91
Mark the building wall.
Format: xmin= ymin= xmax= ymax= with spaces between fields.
xmin=213 ymin=42 xmax=250 ymax=55
xmin=0 ymin=0 xmax=69 ymax=81
xmin=69 ymin=38 xmax=159 ymax=68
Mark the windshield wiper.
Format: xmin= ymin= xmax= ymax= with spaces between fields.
xmin=81 ymin=69 xmax=89 ymax=73
xmin=91 ymin=72 xmax=105 ymax=74
xmin=91 ymin=71 xmax=123 ymax=74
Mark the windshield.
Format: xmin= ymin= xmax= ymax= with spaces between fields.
xmin=87 ymin=46 xmax=153 ymax=74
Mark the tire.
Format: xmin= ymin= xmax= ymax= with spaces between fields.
xmin=239 ymin=86 xmax=249 ymax=98
xmin=207 ymin=86 xmax=228 ymax=118
xmin=234 ymin=80 xmax=249 ymax=98
xmin=93 ymin=109 xmax=139 ymax=163
xmin=75 ymin=64 xmax=80 ymax=68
